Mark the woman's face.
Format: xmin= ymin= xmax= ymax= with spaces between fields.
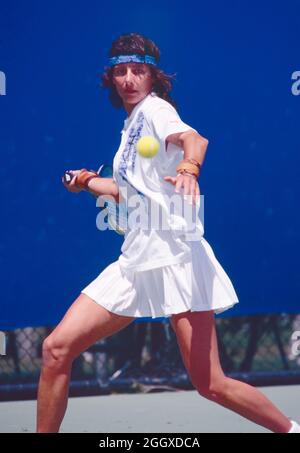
xmin=112 ymin=63 xmax=153 ymax=111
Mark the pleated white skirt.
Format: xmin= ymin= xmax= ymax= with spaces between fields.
xmin=81 ymin=237 xmax=239 ymax=319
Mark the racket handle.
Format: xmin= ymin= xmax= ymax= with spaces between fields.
xmin=63 ymin=169 xmax=98 ymax=186
xmin=63 ymin=171 xmax=74 ymax=184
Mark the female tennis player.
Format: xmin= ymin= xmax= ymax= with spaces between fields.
xmin=36 ymin=33 xmax=299 ymax=433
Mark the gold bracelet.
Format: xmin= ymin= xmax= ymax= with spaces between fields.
xmin=176 ymin=161 xmax=200 ymax=178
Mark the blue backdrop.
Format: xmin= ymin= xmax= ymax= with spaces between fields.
xmin=1 ymin=0 xmax=299 ymax=329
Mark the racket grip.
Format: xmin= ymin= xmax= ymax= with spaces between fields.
xmin=63 ymin=171 xmax=74 ymax=184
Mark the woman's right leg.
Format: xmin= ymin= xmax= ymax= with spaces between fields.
xmin=36 ymin=293 xmax=135 ymax=433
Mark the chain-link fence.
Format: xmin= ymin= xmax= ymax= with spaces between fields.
xmin=1 ymin=314 xmax=300 ymax=401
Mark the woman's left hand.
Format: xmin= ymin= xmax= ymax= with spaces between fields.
xmin=164 ymin=173 xmax=200 ymax=206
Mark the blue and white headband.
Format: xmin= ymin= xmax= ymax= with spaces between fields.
xmin=109 ymin=54 xmax=157 ymax=67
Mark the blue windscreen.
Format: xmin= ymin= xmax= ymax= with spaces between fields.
xmin=1 ymin=1 xmax=299 ymax=328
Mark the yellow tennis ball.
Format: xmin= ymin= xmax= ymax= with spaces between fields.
xmin=136 ymin=136 xmax=159 ymax=158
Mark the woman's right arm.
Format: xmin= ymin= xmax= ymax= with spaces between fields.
xmin=86 ymin=176 xmax=121 ymax=203
xmin=62 ymin=170 xmax=121 ymax=203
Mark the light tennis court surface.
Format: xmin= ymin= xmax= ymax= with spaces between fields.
xmin=1 ymin=386 xmax=299 ymax=433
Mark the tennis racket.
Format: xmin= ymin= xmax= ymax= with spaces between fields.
xmin=63 ymin=165 xmax=127 ymax=235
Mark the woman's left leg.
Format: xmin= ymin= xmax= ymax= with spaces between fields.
xmin=170 ymin=310 xmax=292 ymax=433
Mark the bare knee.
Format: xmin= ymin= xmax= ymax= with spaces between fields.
xmin=42 ymin=335 xmax=74 ymax=372
xmin=195 ymin=377 xmax=229 ymax=402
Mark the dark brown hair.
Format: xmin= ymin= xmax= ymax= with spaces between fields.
xmin=100 ymin=33 xmax=177 ymax=109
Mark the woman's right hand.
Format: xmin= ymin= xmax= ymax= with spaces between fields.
xmin=61 ymin=169 xmax=85 ymax=193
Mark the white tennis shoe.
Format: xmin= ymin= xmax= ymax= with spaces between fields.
xmin=288 ymin=420 xmax=300 ymax=433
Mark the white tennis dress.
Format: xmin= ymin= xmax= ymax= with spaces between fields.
xmin=81 ymin=92 xmax=239 ymax=318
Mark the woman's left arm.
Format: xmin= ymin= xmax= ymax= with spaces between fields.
xmin=164 ymin=130 xmax=209 ymax=205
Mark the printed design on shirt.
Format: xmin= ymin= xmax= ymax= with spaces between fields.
xmin=119 ymin=110 xmax=145 ymax=198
